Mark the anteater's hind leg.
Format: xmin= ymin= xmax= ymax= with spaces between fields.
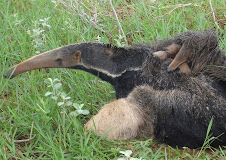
xmin=85 ymin=98 xmax=146 ymax=140
xmin=153 ymin=43 xmax=191 ymax=74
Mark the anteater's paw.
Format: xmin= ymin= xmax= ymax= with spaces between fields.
xmin=168 ymin=62 xmax=191 ymax=74
xmin=178 ymin=62 xmax=191 ymax=74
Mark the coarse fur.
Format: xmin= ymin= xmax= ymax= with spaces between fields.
xmin=150 ymin=29 xmax=226 ymax=80
xmin=4 ymin=30 xmax=226 ymax=148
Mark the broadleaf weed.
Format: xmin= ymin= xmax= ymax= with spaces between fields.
xmin=44 ymin=78 xmax=90 ymax=118
xmin=118 ymin=150 xmax=142 ymax=160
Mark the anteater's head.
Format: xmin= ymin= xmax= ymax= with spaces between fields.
xmin=4 ymin=44 xmax=84 ymax=78
xmin=4 ymin=43 xmax=116 ymax=78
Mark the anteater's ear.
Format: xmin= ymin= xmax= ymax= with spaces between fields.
xmin=74 ymin=50 xmax=81 ymax=63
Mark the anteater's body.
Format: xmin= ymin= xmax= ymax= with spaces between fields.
xmin=5 ymin=30 xmax=226 ymax=148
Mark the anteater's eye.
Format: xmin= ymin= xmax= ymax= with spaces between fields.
xmin=56 ymin=59 xmax=62 ymax=62
xmin=56 ymin=59 xmax=62 ymax=65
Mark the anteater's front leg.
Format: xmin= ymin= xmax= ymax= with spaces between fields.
xmin=85 ymin=98 xmax=152 ymax=140
xmin=167 ymin=41 xmax=192 ymax=74
xmin=153 ymin=43 xmax=191 ymax=74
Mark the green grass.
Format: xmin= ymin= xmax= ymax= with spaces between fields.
xmin=0 ymin=0 xmax=225 ymax=159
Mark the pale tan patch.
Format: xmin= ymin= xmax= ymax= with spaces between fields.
xmin=105 ymin=49 xmax=115 ymax=57
xmin=85 ymin=98 xmax=147 ymax=140
xmin=154 ymin=43 xmax=192 ymax=73
xmin=153 ymin=43 xmax=192 ymax=73
xmin=153 ymin=44 xmax=181 ymax=62
xmin=179 ymin=62 xmax=191 ymax=74
xmin=74 ymin=51 xmax=81 ymax=63
xmin=165 ymin=43 xmax=181 ymax=58
xmin=153 ymin=51 xmax=169 ymax=62
xmin=168 ymin=44 xmax=192 ymax=71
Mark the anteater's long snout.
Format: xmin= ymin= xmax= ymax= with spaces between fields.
xmin=4 ymin=45 xmax=82 ymax=78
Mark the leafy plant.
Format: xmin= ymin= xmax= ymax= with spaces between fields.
xmin=44 ymin=78 xmax=89 ymax=117
xmin=27 ymin=17 xmax=51 ymax=54
xmin=114 ymin=35 xmax=126 ymax=47
xmin=118 ymin=150 xmax=142 ymax=160
xmin=69 ymin=103 xmax=90 ymax=117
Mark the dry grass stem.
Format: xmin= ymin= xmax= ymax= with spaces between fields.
xmin=60 ymin=0 xmax=112 ymax=40
xmin=12 ymin=135 xmax=36 ymax=143
xmin=209 ymin=0 xmax=220 ymax=31
xmin=160 ymin=3 xmax=198 ymax=17
xmin=109 ymin=0 xmax=128 ymax=45
xmin=6 ymin=122 xmax=36 ymax=143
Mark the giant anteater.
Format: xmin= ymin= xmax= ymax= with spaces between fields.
xmin=5 ymin=30 xmax=226 ymax=148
